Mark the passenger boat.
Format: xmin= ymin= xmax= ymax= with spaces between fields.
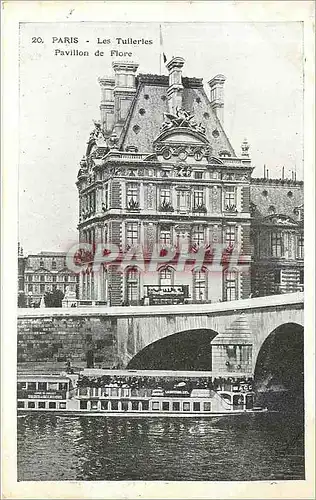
xmin=17 ymin=369 xmax=268 ymax=417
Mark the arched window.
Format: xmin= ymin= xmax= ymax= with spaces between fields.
xmin=159 ymin=267 xmax=173 ymax=286
xmin=193 ymin=269 xmax=207 ymax=302
xmin=126 ymin=267 xmax=140 ymax=305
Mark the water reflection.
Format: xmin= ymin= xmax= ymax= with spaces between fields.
xmin=17 ymin=413 xmax=304 ymax=481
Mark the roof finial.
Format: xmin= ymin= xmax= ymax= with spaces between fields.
xmin=241 ymin=138 xmax=250 ymax=157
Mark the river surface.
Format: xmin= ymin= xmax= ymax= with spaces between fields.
xmin=17 ymin=411 xmax=304 ymax=481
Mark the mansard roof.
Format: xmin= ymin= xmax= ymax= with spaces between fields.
xmin=119 ymin=74 xmax=236 ymax=157
xmin=250 ymin=177 xmax=303 ymax=220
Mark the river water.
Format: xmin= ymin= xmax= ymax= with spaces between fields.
xmin=17 ymin=411 xmax=304 ymax=481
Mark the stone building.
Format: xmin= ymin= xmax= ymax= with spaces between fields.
xmin=21 ymin=251 xmax=78 ymax=307
xmin=76 ymin=57 xmax=254 ymax=306
xmin=250 ymin=177 xmax=304 ymax=296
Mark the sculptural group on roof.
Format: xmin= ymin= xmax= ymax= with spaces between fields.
xmin=161 ymin=107 xmax=206 ymax=135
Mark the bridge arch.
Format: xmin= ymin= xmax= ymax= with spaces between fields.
xmin=254 ymin=322 xmax=304 ymax=408
xmin=127 ymin=328 xmax=219 ymax=371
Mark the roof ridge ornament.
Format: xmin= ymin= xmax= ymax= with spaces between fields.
xmin=161 ymin=106 xmax=206 ymax=135
xmin=241 ymin=138 xmax=250 ymax=157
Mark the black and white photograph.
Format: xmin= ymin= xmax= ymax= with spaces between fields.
xmin=1 ymin=1 xmax=315 ymax=498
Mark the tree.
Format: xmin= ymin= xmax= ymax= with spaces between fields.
xmin=44 ymin=289 xmax=64 ymax=307
xmin=18 ymin=292 xmax=27 ymax=308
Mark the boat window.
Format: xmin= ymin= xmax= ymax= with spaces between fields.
xmin=38 ymin=401 xmax=46 ymax=409
xmin=101 ymin=388 xmax=109 ymax=397
xmin=193 ymin=402 xmax=200 ymax=411
xmin=121 ymin=388 xmax=129 ymax=398
xmin=131 ymin=401 xmax=139 ymax=410
xmin=27 ymin=401 xmax=35 ymax=409
xmin=38 ymin=382 xmax=47 ymax=391
xmin=221 ymin=393 xmax=231 ymax=402
xmin=28 ymin=382 xmax=36 ymax=391
xmin=162 ymin=401 xmax=170 ymax=411
xmin=111 ymin=401 xmax=119 ymax=411
xmin=79 ymin=387 xmax=88 ymax=396
xmin=203 ymin=402 xmax=211 ymax=411
xmin=59 ymin=402 xmax=67 ymax=409
xmin=233 ymin=394 xmax=244 ymax=407
xmin=110 ymin=388 xmax=119 ymax=397
xmin=80 ymin=400 xmax=88 ymax=410
xmin=172 ymin=402 xmax=180 ymax=412
xmin=58 ymin=382 xmax=68 ymax=391
xmin=17 ymin=382 xmax=27 ymax=390
xmin=49 ymin=402 xmax=56 ymax=409
xmin=141 ymin=401 xmax=149 ymax=411
xmin=152 ymin=401 xmax=160 ymax=411
xmin=48 ymin=382 xmax=58 ymax=391
xmin=183 ymin=402 xmax=190 ymax=412
xmin=246 ymin=395 xmax=253 ymax=409
xmin=91 ymin=388 xmax=98 ymax=397
xmin=90 ymin=400 xmax=98 ymax=410
xmin=122 ymin=401 xmax=129 ymax=411
xmin=17 ymin=401 xmax=25 ymax=409
xmin=101 ymin=401 xmax=108 ymax=410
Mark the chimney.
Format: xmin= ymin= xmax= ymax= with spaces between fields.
xmin=166 ymin=57 xmax=185 ymax=113
xmin=208 ymin=74 xmax=226 ymax=124
xmin=98 ymin=77 xmax=115 ymax=136
xmin=112 ymin=61 xmax=139 ymax=127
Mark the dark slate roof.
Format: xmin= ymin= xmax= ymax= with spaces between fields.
xmin=119 ymin=75 xmax=236 ymax=157
xmin=250 ymin=178 xmax=304 ymax=219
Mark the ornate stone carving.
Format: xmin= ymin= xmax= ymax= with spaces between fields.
xmin=222 ymin=173 xmax=235 ymax=181
xmin=144 ymin=183 xmax=155 ymax=209
xmin=174 ymin=164 xmax=192 ymax=177
xmin=211 ymin=185 xmax=221 ymax=213
xmin=160 ymin=107 xmax=206 ymax=135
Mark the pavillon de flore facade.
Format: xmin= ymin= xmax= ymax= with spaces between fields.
xmin=75 ymin=57 xmax=303 ymax=307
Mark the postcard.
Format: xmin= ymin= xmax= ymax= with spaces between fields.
xmin=1 ymin=1 xmax=315 ymax=499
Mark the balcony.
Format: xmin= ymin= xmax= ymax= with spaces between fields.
xmin=126 ymin=199 xmax=140 ymax=211
xmin=158 ymin=201 xmax=174 ymax=213
xmin=224 ymin=204 xmax=237 ymax=214
xmin=192 ymin=204 xmax=207 ymax=214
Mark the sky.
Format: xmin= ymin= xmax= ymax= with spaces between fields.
xmin=18 ymin=21 xmax=304 ymax=255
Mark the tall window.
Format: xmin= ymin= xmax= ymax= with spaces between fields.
xmin=177 ymin=190 xmax=190 ymax=211
xmin=225 ymin=226 xmax=236 ymax=246
xmin=225 ymin=271 xmax=237 ymax=301
xmin=225 ymin=186 xmax=236 ymax=209
xmin=160 ymin=187 xmax=171 ymax=206
xmin=39 ymin=259 xmax=44 ymax=268
xmin=297 ymin=234 xmax=304 ymax=259
xmin=193 ymin=187 xmax=204 ymax=209
xmin=126 ymin=223 xmax=139 ymax=247
xmin=52 ymin=259 xmax=57 ymax=270
xmin=126 ymin=268 xmax=140 ymax=305
xmin=271 ymin=231 xmax=283 ymax=257
xmin=126 ymin=183 xmax=139 ymax=208
xmin=193 ymin=270 xmax=207 ymax=301
xmin=192 ymin=225 xmax=204 ymax=246
xmin=160 ymin=228 xmax=171 ymax=246
xmin=159 ymin=268 xmax=173 ymax=286
xmin=103 ymin=183 xmax=109 ymax=211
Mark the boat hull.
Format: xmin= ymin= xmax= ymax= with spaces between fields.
xmin=17 ymin=408 xmax=268 ymax=418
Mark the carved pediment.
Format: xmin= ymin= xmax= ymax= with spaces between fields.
xmin=263 ymin=214 xmax=298 ymax=226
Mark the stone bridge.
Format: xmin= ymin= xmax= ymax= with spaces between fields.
xmin=18 ymin=292 xmax=304 ymax=376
